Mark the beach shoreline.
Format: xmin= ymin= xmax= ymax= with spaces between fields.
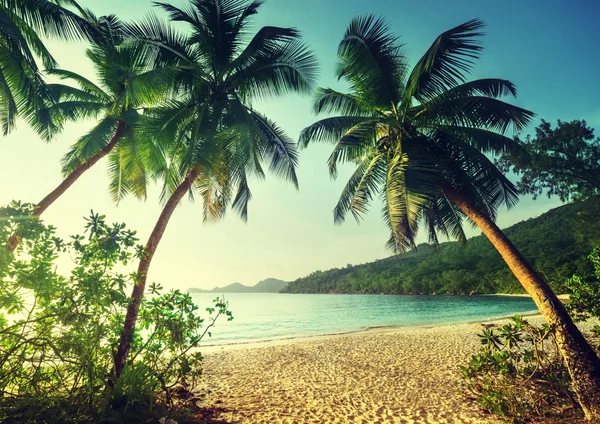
xmin=198 ymin=313 xmax=592 ymax=424
xmin=198 ymin=308 xmax=542 ymax=353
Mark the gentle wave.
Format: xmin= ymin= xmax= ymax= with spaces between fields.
xmin=191 ymin=293 xmax=539 ymax=347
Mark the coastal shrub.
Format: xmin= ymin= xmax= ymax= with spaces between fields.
xmin=461 ymin=315 xmax=581 ymax=422
xmin=565 ymin=246 xmax=600 ymax=321
xmin=0 ymin=203 xmax=232 ymax=422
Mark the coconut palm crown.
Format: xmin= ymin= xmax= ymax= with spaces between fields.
xmin=112 ymin=0 xmax=318 ymax=378
xmin=32 ymin=13 xmax=176 ymax=206
xmin=300 ymin=16 xmax=534 ymax=252
xmin=300 ymin=17 xmax=600 ymax=420
xmin=127 ymin=0 xmax=318 ymax=219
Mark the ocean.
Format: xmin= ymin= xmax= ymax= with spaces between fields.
xmin=190 ymin=293 xmax=538 ymax=346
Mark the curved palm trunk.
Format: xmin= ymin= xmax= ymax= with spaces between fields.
xmin=5 ymin=120 xmax=126 ymax=251
xmin=443 ymin=186 xmax=600 ymax=421
xmin=113 ymin=165 xmax=202 ymax=379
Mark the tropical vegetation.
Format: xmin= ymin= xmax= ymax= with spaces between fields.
xmin=1 ymin=0 xmax=599 ymax=422
xmin=282 ymin=196 xmax=600 ymax=295
xmin=462 ymin=252 xmax=600 ymax=422
xmin=299 ymin=15 xmax=600 ymax=419
xmin=0 ymin=204 xmax=232 ymax=423
xmin=0 ymin=0 xmax=95 ymax=134
xmin=498 ymin=119 xmax=600 ymax=202
xmin=111 ymin=0 xmax=317 ymax=379
xmin=462 ymin=314 xmax=599 ymax=423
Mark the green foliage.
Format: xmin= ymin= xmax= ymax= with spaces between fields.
xmin=127 ymin=0 xmax=318 ymax=221
xmin=0 ymin=205 xmax=232 ymax=422
xmin=565 ymin=246 xmax=600 ymax=321
xmin=462 ymin=315 xmax=582 ymax=422
xmin=282 ymin=197 xmax=600 ymax=295
xmin=497 ymin=119 xmax=600 ymax=202
xmin=300 ymin=16 xmax=533 ymax=253
xmin=0 ymin=0 xmax=95 ymax=134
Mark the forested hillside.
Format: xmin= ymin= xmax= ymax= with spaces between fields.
xmin=282 ymin=198 xmax=600 ymax=295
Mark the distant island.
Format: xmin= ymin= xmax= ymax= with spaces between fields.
xmin=282 ymin=197 xmax=600 ymax=296
xmin=187 ymin=278 xmax=288 ymax=294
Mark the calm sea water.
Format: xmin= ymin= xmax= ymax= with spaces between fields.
xmin=190 ymin=293 xmax=537 ymax=346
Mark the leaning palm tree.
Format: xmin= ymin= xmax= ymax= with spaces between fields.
xmin=5 ymin=16 xmax=173 ymax=251
xmin=112 ymin=0 xmax=317 ymax=378
xmin=300 ymin=16 xmax=600 ymax=420
xmin=0 ymin=0 xmax=96 ymax=134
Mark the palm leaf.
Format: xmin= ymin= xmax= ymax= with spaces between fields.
xmin=337 ymin=14 xmax=405 ymax=108
xmin=405 ymin=18 xmax=485 ymax=102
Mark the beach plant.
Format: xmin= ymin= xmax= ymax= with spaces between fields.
xmin=5 ymin=12 xmax=174 ymax=252
xmin=111 ymin=0 xmax=318 ymax=379
xmin=299 ymin=15 xmax=600 ymax=419
xmin=462 ymin=315 xmax=591 ymax=422
xmin=0 ymin=0 xmax=96 ymax=135
xmin=565 ymin=246 xmax=600 ymax=321
xmin=0 ymin=205 xmax=231 ymax=422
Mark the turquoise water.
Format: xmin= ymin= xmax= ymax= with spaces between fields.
xmin=190 ymin=293 xmax=538 ymax=346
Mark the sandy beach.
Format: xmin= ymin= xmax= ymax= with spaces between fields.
xmin=198 ymin=317 xmax=538 ymax=424
xmin=198 ymin=313 xmax=594 ymax=424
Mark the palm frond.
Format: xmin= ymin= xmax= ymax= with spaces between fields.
xmin=248 ymin=109 xmax=299 ymax=188
xmin=312 ymin=87 xmax=372 ymax=116
xmin=337 ymin=14 xmax=405 ymax=108
xmin=46 ymin=68 xmax=108 ymax=99
xmin=299 ymin=116 xmax=378 ymax=148
xmin=233 ymin=38 xmax=318 ymax=100
xmin=333 ymin=149 xmax=385 ymax=224
xmin=415 ymin=95 xmax=535 ymax=134
xmin=61 ymin=116 xmax=118 ymax=174
xmin=405 ymin=18 xmax=485 ymax=102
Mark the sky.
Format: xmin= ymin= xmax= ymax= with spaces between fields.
xmin=1 ymin=0 xmax=599 ymax=290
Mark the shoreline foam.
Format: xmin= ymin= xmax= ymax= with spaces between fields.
xmin=199 ymin=309 xmax=540 ymax=352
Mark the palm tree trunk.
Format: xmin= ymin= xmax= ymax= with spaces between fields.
xmin=5 ymin=120 xmax=126 ymax=251
xmin=443 ymin=186 xmax=600 ymax=421
xmin=113 ymin=164 xmax=202 ymax=379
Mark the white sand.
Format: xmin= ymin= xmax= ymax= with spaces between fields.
xmin=197 ymin=320 xmax=516 ymax=423
xmin=198 ymin=313 xmax=593 ymax=424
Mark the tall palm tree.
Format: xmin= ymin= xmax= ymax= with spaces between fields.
xmin=300 ymin=16 xmax=600 ymax=420
xmin=6 ymin=16 xmax=173 ymax=251
xmin=112 ymin=0 xmax=318 ymax=378
xmin=0 ymin=0 xmax=96 ymax=134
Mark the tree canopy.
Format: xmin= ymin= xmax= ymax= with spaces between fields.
xmin=497 ymin=119 xmax=600 ymax=202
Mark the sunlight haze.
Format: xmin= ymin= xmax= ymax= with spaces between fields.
xmin=1 ymin=0 xmax=598 ymax=290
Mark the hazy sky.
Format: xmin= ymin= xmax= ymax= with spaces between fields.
xmin=1 ymin=0 xmax=599 ymax=290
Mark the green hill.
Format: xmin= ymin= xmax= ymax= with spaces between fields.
xmin=187 ymin=278 xmax=287 ymax=293
xmin=282 ymin=198 xmax=600 ymax=295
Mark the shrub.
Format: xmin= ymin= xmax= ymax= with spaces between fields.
xmin=0 ymin=203 xmax=232 ymax=422
xmin=565 ymin=246 xmax=600 ymax=321
xmin=461 ymin=315 xmax=579 ymax=422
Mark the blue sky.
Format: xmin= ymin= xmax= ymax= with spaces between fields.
xmin=1 ymin=0 xmax=599 ymax=289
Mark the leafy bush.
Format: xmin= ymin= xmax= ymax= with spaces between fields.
xmin=565 ymin=246 xmax=600 ymax=321
xmin=461 ymin=315 xmax=579 ymax=422
xmin=0 ymin=202 xmax=232 ymax=422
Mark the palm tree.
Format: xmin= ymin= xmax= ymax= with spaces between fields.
xmin=112 ymin=0 xmax=318 ymax=378
xmin=0 ymin=0 xmax=96 ymax=134
xmin=6 ymin=15 xmax=173 ymax=251
xmin=300 ymin=16 xmax=600 ymax=420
